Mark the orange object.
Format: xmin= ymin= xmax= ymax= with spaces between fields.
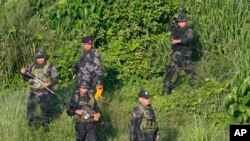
xmin=94 ymin=86 xmax=103 ymax=100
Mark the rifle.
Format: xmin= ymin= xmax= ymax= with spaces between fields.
xmin=80 ymin=106 xmax=95 ymax=120
xmin=179 ymin=6 xmax=186 ymax=15
xmin=22 ymin=70 xmax=55 ymax=94
xmin=68 ymin=102 xmax=94 ymax=119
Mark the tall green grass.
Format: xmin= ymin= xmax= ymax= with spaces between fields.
xmin=0 ymin=0 xmax=58 ymax=87
xmin=0 ymin=78 xmax=229 ymax=141
xmin=186 ymin=0 xmax=250 ymax=82
xmin=178 ymin=116 xmax=228 ymax=141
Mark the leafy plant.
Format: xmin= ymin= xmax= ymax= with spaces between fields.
xmin=224 ymin=77 xmax=250 ymax=123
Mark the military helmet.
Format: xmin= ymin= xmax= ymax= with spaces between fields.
xmin=81 ymin=36 xmax=93 ymax=44
xmin=79 ymin=80 xmax=90 ymax=89
xmin=176 ymin=13 xmax=187 ymax=22
xmin=34 ymin=48 xmax=48 ymax=59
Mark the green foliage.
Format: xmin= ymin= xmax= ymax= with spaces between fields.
xmin=43 ymin=0 xmax=102 ymax=40
xmin=98 ymin=0 xmax=180 ymax=80
xmin=51 ymin=40 xmax=81 ymax=85
xmin=0 ymin=0 xmax=58 ymax=87
xmin=224 ymin=77 xmax=250 ymax=123
xmin=178 ymin=116 xmax=228 ymax=141
xmin=186 ymin=0 xmax=250 ymax=82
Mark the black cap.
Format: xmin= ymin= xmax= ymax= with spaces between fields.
xmin=176 ymin=13 xmax=187 ymax=22
xmin=81 ymin=36 xmax=93 ymax=44
xmin=138 ymin=90 xmax=150 ymax=99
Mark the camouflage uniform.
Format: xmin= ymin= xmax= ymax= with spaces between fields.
xmin=22 ymin=49 xmax=58 ymax=127
xmin=74 ymin=49 xmax=104 ymax=95
xmin=163 ymin=13 xmax=195 ymax=93
xmin=67 ymin=89 xmax=100 ymax=141
xmin=130 ymin=105 xmax=159 ymax=141
xmin=130 ymin=90 xmax=159 ymax=141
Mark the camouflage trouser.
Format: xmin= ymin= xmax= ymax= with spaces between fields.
xmin=132 ymin=132 xmax=156 ymax=141
xmin=143 ymin=132 xmax=156 ymax=141
xmin=75 ymin=122 xmax=97 ymax=141
xmin=27 ymin=91 xmax=51 ymax=126
xmin=163 ymin=49 xmax=196 ymax=91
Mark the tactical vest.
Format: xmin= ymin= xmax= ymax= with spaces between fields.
xmin=172 ymin=26 xmax=187 ymax=39
xmin=30 ymin=63 xmax=51 ymax=89
xmin=75 ymin=94 xmax=95 ymax=123
xmin=139 ymin=105 xmax=158 ymax=133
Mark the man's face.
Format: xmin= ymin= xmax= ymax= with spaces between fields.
xmin=83 ymin=43 xmax=92 ymax=52
xmin=36 ymin=58 xmax=45 ymax=64
xmin=178 ymin=21 xmax=187 ymax=28
xmin=139 ymin=97 xmax=150 ymax=107
xmin=79 ymin=87 xmax=88 ymax=96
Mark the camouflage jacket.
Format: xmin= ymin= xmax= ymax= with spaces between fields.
xmin=67 ymin=91 xmax=100 ymax=117
xmin=130 ymin=104 xmax=159 ymax=141
xmin=22 ymin=62 xmax=58 ymax=91
xmin=74 ymin=49 xmax=104 ymax=89
xmin=171 ymin=25 xmax=194 ymax=50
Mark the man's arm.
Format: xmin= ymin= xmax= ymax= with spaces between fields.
xmin=92 ymin=99 xmax=101 ymax=121
xmin=93 ymin=50 xmax=104 ymax=87
xmin=155 ymin=127 xmax=160 ymax=141
xmin=47 ymin=64 xmax=58 ymax=87
xmin=67 ymin=95 xmax=79 ymax=116
xmin=20 ymin=64 xmax=33 ymax=82
xmin=130 ymin=110 xmax=137 ymax=141
xmin=130 ymin=108 xmax=143 ymax=141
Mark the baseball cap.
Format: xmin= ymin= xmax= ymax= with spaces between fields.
xmin=81 ymin=36 xmax=93 ymax=44
xmin=138 ymin=90 xmax=150 ymax=99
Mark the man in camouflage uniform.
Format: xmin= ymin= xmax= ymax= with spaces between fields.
xmin=20 ymin=49 xmax=58 ymax=129
xmin=67 ymin=81 xmax=101 ymax=141
xmin=163 ymin=12 xmax=196 ymax=94
xmin=74 ymin=36 xmax=104 ymax=96
xmin=130 ymin=90 xmax=160 ymax=141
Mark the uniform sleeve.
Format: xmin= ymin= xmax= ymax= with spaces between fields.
xmin=21 ymin=64 xmax=33 ymax=82
xmin=169 ymin=19 xmax=178 ymax=32
xmin=73 ymin=51 xmax=87 ymax=74
xmin=155 ymin=127 xmax=160 ymax=136
xmin=48 ymin=64 xmax=58 ymax=87
xmin=93 ymin=50 xmax=104 ymax=86
xmin=180 ymin=28 xmax=194 ymax=46
xmin=93 ymin=99 xmax=101 ymax=113
xmin=66 ymin=95 xmax=78 ymax=116
xmin=130 ymin=109 xmax=137 ymax=141
xmin=130 ymin=107 xmax=143 ymax=141
xmin=94 ymin=64 xmax=104 ymax=86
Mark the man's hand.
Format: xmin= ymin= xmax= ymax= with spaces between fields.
xmin=20 ymin=68 xmax=26 ymax=74
xmin=42 ymin=82 xmax=51 ymax=88
xmin=171 ymin=39 xmax=181 ymax=44
xmin=93 ymin=113 xmax=101 ymax=121
xmin=155 ymin=134 xmax=160 ymax=141
xmin=75 ymin=109 xmax=84 ymax=116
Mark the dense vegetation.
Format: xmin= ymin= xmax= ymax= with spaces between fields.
xmin=0 ymin=0 xmax=249 ymax=140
